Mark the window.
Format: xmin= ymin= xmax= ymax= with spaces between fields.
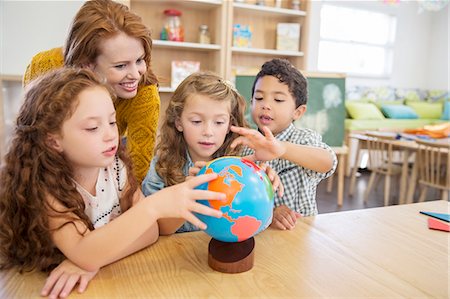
xmin=318 ymin=4 xmax=396 ymax=77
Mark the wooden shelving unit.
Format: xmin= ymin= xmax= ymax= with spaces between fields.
xmin=129 ymin=0 xmax=310 ymax=87
xmin=227 ymin=0 xmax=310 ymax=78
xmin=129 ymin=0 xmax=227 ymax=93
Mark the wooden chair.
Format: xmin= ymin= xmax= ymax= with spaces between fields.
xmin=415 ymin=139 xmax=450 ymax=201
xmin=364 ymin=133 xmax=402 ymax=206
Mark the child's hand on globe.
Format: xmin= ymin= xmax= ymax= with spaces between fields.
xmin=187 ymin=161 xmax=208 ymax=179
xmin=258 ymin=163 xmax=284 ymax=198
xmin=230 ymin=125 xmax=285 ymax=161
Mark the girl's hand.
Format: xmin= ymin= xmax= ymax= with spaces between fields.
xmin=230 ymin=126 xmax=285 ymax=161
xmin=258 ymin=163 xmax=284 ymax=198
xmin=270 ymin=205 xmax=302 ymax=230
xmin=41 ymin=259 xmax=98 ymax=299
xmin=187 ymin=161 xmax=208 ymax=178
xmin=152 ymin=173 xmax=225 ymax=230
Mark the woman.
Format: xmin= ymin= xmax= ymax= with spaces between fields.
xmin=23 ymin=0 xmax=160 ymax=183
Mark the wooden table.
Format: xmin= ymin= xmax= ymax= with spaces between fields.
xmin=1 ymin=200 xmax=448 ymax=298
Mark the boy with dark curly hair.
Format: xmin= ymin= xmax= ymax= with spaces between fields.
xmin=231 ymin=58 xmax=337 ymax=230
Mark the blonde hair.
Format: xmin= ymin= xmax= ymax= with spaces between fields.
xmin=0 ymin=68 xmax=137 ymax=273
xmin=156 ymin=72 xmax=249 ymax=186
xmin=63 ymin=0 xmax=157 ymax=85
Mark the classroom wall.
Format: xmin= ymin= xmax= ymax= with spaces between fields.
xmin=0 ymin=1 xmax=85 ymax=75
xmin=426 ymin=6 xmax=449 ymax=90
xmin=1 ymin=0 xmax=448 ymax=89
xmin=306 ymin=0 xmax=449 ymax=90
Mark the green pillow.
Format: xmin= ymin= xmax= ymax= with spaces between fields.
xmin=346 ymin=102 xmax=385 ymax=120
xmin=406 ymin=102 xmax=443 ymax=119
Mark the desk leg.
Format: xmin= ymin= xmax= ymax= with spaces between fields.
xmin=349 ymin=142 xmax=362 ymax=197
xmin=326 ymin=176 xmax=333 ymax=193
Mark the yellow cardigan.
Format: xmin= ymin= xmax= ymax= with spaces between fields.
xmin=23 ymin=48 xmax=160 ymax=183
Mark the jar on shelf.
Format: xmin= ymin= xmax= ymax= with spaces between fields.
xmin=291 ymin=0 xmax=301 ymax=10
xmin=198 ymin=25 xmax=211 ymax=44
xmin=161 ymin=9 xmax=184 ymax=42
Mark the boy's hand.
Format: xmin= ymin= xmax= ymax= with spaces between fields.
xmin=230 ymin=126 xmax=285 ymax=161
xmin=270 ymin=205 xmax=302 ymax=230
xmin=187 ymin=161 xmax=208 ymax=179
xmin=41 ymin=259 xmax=98 ymax=299
xmin=258 ymin=163 xmax=284 ymax=198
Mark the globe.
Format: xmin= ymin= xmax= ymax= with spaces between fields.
xmin=195 ymin=156 xmax=274 ymax=243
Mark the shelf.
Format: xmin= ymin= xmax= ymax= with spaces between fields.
xmin=143 ymin=0 xmax=222 ymax=10
xmin=158 ymin=86 xmax=175 ymax=93
xmin=153 ymin=40 xmax=221 ymax=51
xmin=0 ymin=75 xmax=22 ymax=82
xmin=233 ymin=3 xmax=306 ymax=17
xmin=232 ymin=47 xmax=304 ymax=57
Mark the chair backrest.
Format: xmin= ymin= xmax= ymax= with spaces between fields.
xmin=365 ymin=133 xmax=397 ymax=175
xmin=416 ymin=139 xmax=450 ymax=190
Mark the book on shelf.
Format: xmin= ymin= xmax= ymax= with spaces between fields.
xmin=233 ymin=24 xmax=253 ymax=48
xmin=171 ymin=61 xmax=200 ymax=89
xmin=276 ymin=23 xmax=300 ymax=51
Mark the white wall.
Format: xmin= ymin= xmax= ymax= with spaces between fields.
xmin=0 ymin=0 xmax=85 ymax=75
xmin=426 ymin=5 xmax=449 ymax=89
xmin=306 ymin=0 xmax=449 ymax=90
xmin=0 ymin=0 xmax=448 ymax=87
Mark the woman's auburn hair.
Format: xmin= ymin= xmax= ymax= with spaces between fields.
xmin=0 ymin=68 xmax=137 ymax=273
xmin=155 ymin=71 xmax=249 ymax=187
xmin=63 ymin=0 xmax=158 ymax=86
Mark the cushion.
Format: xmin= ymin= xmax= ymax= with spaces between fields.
xmin=405 ymin=102 xmax=443 ymax=119
xmin=381 ymin=105 xmax=418 ymax=119
xmin=373 ymin=99 xmax=404 ymax=109
xmin=345 ymin=102 xmax=385 ymax=120
xmin=442 ymin=101 xmax=450 ymax=120
xmin=427 ymin=90 xmax=449 ymax=102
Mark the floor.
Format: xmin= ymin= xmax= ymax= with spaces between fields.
xmin=316 ymin=168 xmax=441 ymax=214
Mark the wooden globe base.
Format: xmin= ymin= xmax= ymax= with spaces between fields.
xmin=207 ymin=237 xmax=255 ymax=273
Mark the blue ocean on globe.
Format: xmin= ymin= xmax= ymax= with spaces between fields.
xmin=195 ymin=156 xmax=274 ymax=242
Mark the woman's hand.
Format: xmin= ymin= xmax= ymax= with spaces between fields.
xmin=41 ymin=259 xmax=98 ymax=299
xmin=270 ymin=205 xmax=301 ymax=230
xmin=258 ymin=163 xmax=284 ymax=198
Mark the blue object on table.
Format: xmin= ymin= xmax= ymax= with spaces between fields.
xmin=420 ymin=211 xmax=450 ymax=223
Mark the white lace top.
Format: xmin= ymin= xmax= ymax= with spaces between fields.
xmin=75 ymin=158 xmax=127 ymax=229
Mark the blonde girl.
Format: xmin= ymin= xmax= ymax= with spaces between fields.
xmin=142 ymin=71 xmax=282 ymax=235
xmin=0 ymin=68 xmax=224 ymax=298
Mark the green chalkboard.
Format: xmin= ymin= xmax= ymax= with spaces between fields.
xmin=235 ymin=74 xmax=346 ymax=146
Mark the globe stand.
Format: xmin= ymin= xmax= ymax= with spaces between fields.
xmin=208 ymin=237 xmax=255 ymax=273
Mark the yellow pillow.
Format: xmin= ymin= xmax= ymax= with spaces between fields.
xmin=346 ymin=102 xmax=385 ymax=120
xmin=405 ymin=102 xmax=443 ymax=119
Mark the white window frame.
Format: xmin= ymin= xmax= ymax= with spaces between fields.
xmin=317 ymin=4 xmax=397 ymax=78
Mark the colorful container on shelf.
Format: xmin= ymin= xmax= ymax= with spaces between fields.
xmin=161 ymin=9 xmax=184 ymax=42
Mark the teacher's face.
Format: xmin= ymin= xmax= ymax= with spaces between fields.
xmin=90 ymin=32 xmax=147 ymax=99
